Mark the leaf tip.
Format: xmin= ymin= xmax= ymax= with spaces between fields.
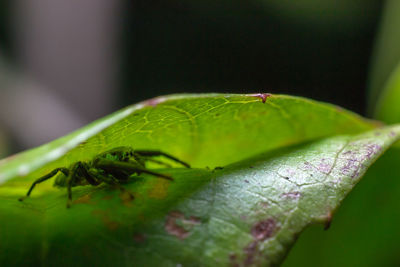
xmin=324 ymin=211 xmax=333 ymax=230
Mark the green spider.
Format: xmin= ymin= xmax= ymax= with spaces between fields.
xmin=19 ymin=146 xmax=190 ymax=208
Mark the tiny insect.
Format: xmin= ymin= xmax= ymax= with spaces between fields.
xmin=19 ymin=146 xmax=190 ymax=208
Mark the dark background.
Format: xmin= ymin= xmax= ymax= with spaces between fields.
xmin=121 ymin=0 xmax=382 ymax=114
xmin=0 ymin=0 xmax=384 ymax=153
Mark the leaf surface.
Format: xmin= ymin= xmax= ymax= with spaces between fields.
xmin=0 ymin=94 xmax=373 ymax=184
xmin=0 ymin=94 xmax=396 ymax=266
xmin=283 ymin=146 xmax=400 ymax=266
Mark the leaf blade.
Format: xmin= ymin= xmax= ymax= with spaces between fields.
xmin=0 ymin=93 xmax=374 ymax=184
xmin=0 ymin=94 xmax=396 ymax=266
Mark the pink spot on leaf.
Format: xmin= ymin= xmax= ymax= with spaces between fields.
xmin=281 ymin=191 xmax=301 ymax=200
xmin=251 ymin=93 xmax=272 ymax=103
xmin=164 ymin=211 xmax=201 ymax=240
xmin=144 ymin=96 xmax=167 ymax=106
xmin=251 ymin=218 xmax=277 ymax=241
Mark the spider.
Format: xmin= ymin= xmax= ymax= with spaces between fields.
xmin=18 ymin=146 xmax=190 ymax=208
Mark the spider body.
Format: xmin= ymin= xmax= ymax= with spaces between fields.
xmin=19 ymin=147 xmax=190 ymax=207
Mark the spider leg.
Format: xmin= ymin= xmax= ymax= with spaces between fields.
xmin=95 ymin=159 xmax=174 ymax=181
xmin=66 ymin=171 xmax=77 ymax=208
xmin=19 ymin=168 xmax=69 ymax=201
xmin=133 ymin=150 xmax=190 ymax=168
xmin=131 ymin=157 xmax=172 ymax=168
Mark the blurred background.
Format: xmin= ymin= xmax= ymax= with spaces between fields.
xmin=0 ymin=0 xmax=386 ymax=156
xmin=2 ymin=1 xmax=400 ymax=266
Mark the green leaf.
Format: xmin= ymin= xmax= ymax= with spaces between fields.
xmin=0 ymin=94 xmax=396 ymax=266
xmin=283 ymin=146 xmax=400 ymax=266
xmin=0 ymin=94 xmax=373 ymax=184
xmin=373 ymin=62 xmax=400 ymax=123
xmin=368 ymin=0 xmax=400 ymax=114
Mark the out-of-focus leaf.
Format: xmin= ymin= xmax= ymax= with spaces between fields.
xmin=373 ymin=62 xmax=400 ymax=123
xmin=368 ymin=0 xmax=400 ymax=114
xmin=259 ymin=0 xmax=379 ymax=30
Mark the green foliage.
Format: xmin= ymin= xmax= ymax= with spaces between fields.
xmin=284 ymin=1 xmax=400 ymax=261
xmin=284 ymin=147 xmax=400 ymax=266
xmin=0 ymin=94 xmax=373 ymax=184
xmin=373 ymin=62 xmax=400 ymax=123
xmin=368 ymin=0 xmax=400 ymax=114
xmin=1 ymin=94 xmax=400 ymax=266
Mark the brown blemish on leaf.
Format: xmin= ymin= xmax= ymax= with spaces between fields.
xmin=229 ymin=253 xmax=240 ymax=267
xmin=241 ymin=218 xmax=278 ymax=266
xmin=119 ymin=190 xmax=134 ymax=206
xmin=251 ymin=218 xmax=277 ymax=241
xmin=102 ymin=195 xmax=114 ymax=200
xmin=373 ymin=120 xmax=385 ymax=127
xmin=165 ymin=212 xmax=190 ymax=240
xmin=243 ymin=241 xmax=259 ymax=266
xmin=164 ymin=211 xmax=201 ymax=240
xmin=73 ymin=194 xmax=92 ymax=205
xmin=281 ymin=191 xmax=301 ymax=200
xmin=250 ymin=93 xmax=272 ymax=103
xmin=244 ymin=180 xmax=249 ymax=183
xmin=148 ymin=179 xmax=170 ymax=199
xmin=92 ymin=210 xmax=119 ymax=231
xmin=133 ymin=233 xmax=146 ymax=243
